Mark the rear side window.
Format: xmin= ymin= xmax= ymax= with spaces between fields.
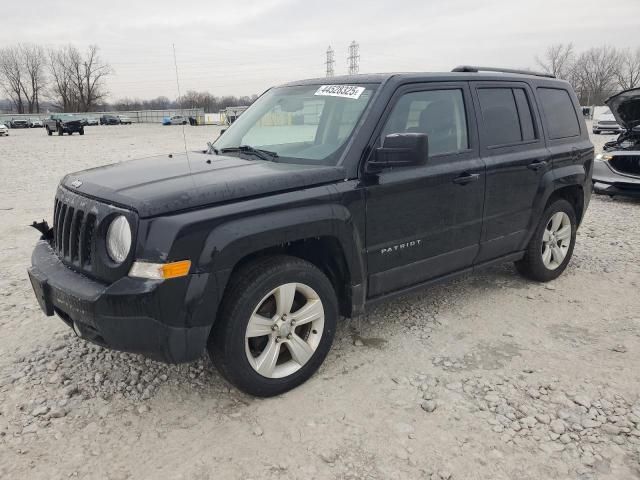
xmin=477 ymin=87 xmax=538 ymax=146
xmin=537 ymin=88 xmax=580 ymax=139
xmin=477 ymin=88 xmax=521 ymax=146
xmin=513 ymin=89 xmax=536 ymax=141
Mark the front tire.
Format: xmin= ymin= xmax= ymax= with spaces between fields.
xmin=209 ymin=255 xmax=338 ymax=397
xmin=79 ymin=129 xmax=84 ymax=135
xmin=515 ymin=198 xmax=576 ymax=282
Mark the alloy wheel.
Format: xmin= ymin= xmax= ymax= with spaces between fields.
xmin=541 ymin=211 xmax=571 ymax=270
xmin=245 ymin=282 xmax=324 ymax=379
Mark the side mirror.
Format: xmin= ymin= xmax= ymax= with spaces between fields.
xmin=219 ymin=128 xmax=226 ymax=137
xmin=367 ymin=133 xmax=428 ymax=173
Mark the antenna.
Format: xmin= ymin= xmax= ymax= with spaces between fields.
xmin=172 ymin=43 xmax=194 ymax=177
xmin=325 ymin=46 xmax=335 ymax=77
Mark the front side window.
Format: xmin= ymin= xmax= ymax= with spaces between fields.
xmin=381 ymin=89 xmax=468 ymax=157
xmin=214 ymin=84 xmax=377 ymax=165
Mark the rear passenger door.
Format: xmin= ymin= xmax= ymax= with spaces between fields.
xmin=471 ymin=82 xmax=549 ymax=263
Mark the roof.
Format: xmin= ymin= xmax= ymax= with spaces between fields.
xmin=278 ymin=70 xmax=567 ymax=88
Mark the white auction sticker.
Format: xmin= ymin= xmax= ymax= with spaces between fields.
xmin=314 ymin=85 xmax=365 ymax=99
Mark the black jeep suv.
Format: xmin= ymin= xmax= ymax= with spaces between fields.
xmin=28 ymin=67 xmax=593 ymax=396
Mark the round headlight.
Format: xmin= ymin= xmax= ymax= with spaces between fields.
xmin=106 ymin=215 xmax=131 ymax=263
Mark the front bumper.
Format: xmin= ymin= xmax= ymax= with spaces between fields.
xmin=62 ymin=123 xmax=83 ymax=132
xmin=593 ymin=161 xmax=640 ymax=197
xmin=593 ymin=125 xmax=622 ymax=133
xmin=28 ymin=240 xmax=211 ymax=363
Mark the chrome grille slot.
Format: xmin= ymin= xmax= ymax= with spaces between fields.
xmin=70 ymin=210 xmax=84 ymax=262
xmin=62 ymin=206 xmax=74 ymax=258
xmin=82 ymin=214 xmax=96 ymax=266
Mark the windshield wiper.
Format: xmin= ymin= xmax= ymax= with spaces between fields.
xmin=220 ymin=145 xmax=278 ymax=162
xmin=205 ymin=141 xmax=219 ymax=154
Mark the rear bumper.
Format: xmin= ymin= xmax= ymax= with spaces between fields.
xmin=593 ymin=161 xmax=640 ymax=197
xmin=28 ymin=240 xmax=211 ymax=363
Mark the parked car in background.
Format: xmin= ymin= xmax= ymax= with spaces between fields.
xmin=9 ymin=118 xmax=29 ymax=128
xmin=84 ymin=117 xmax=99 ymax=126
xmin=29 ymin=118 xmax=44 ymax=128
xmin=44 ymin=114 xmax=85 ymax=136
xmin=100 ymin=114 xmax=121 ymax=125
xmin=117 ymin=115 xmax=133 ymax=125
xmin=0 ymin=123 xmax=8 ymax=136
xmin=593 ymin=88 xmax=640 ymax=197
xmin=163 ymin=115 xmax=188 ymax=125
xmin=592 ymin=108 xmax=622 ymax=134
xmin=28 ymin=67 xmax=593 ymax=397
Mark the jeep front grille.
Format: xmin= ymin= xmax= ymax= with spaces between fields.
xmin=53 ymin=197 xmax=96 ymax=267
xmin=610 ymin=155 xmax=640 ymax=177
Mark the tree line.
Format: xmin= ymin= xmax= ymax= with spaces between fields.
xmin=0 ymin=44 xmax=111 ymax=113
xmin=535 ymin=44 xmax=640 ymax=105
xmin=0 ymin=43 xmax=259 ymax=114
xmin=110 ymin=91 xmax=259 ymax=113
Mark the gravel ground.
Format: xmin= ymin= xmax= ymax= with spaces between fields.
xmin=1 ymin=123 xmax=639 ymax=480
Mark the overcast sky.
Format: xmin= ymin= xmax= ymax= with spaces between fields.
xmin=2 ymin=0 xmax=639 ymax=100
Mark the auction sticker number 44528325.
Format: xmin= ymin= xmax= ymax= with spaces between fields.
xmin=314 ymin=85 xmax=365 ymax=99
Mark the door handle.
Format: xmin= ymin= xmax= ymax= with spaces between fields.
xmin=527 ymin=160 xmax=548 ymax=171
xmin=452 ymin=173 xmax=480 ymax=185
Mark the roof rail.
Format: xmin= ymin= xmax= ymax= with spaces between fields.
xmin=452 ymin=65 xmax=555 ymax=79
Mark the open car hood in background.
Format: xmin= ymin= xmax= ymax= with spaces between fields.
xmin=606 ymin=88 xmax=640 ymax=130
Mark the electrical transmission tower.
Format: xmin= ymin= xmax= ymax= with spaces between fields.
xmin=325 ymin=46 xmax=335 ymax=77
xmin=347 ymin=41 xmax=360 ymax=75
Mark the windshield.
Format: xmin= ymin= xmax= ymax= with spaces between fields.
xmin=214 ymin=84 xmax=377 ymax=165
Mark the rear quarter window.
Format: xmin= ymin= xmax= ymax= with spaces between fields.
xmin=537 ymin=87 xmax=580 ymax=139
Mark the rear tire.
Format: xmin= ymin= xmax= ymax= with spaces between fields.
xmin=46 ymin=127 xmax=52 ymax=136
xmin=79 ymin=129 xmax=84 ymax=135
xmin=209 ymin=255 xmax=338 ymax=397
xmin=515 ymin=198 xmax=576 ymax=282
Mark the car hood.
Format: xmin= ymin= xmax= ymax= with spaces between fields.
xmin=606 ymin=88 xmax=640 ymax=130
xmin=61 ymin=152 xmax=345 ymax=217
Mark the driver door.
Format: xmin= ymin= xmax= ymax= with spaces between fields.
xmin=364 ymin=82 xmax=485 ymax=297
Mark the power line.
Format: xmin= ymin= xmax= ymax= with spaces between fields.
xmin=347 ymin=41 xmax=360 ymax=75
xmin=325 ymin=46 xmax=335 ymax=77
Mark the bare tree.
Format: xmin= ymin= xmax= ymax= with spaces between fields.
xmin=570 ymin=46 xmax=621 ymax=105
xmin=47 ymin=45 xmax=112 ymax=112
xmin=535 ymin=43 xmax=575 ymax=79
xmin=48 ymin=46 xmax=75 ymax=111
xmin=614 ymin=47 xmax=640 ymax=91
xmin=20 ymin=44 xmax=47 ymax=113
xmin=0 ymin=46 xmax=26 ymax=113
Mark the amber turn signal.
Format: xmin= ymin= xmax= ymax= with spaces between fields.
xmin=129 ymin=260 xmax=191 ymax=280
